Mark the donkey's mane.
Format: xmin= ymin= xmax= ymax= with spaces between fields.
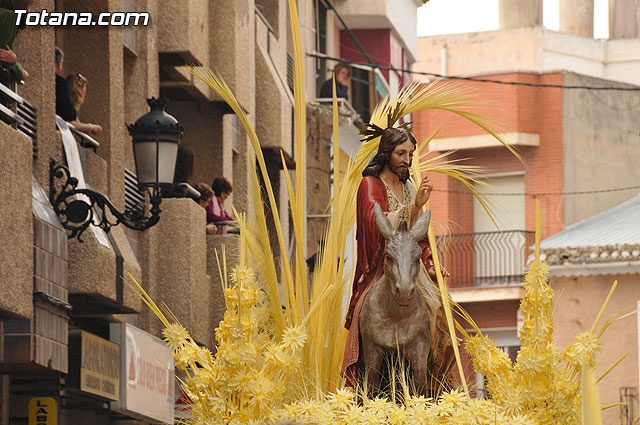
xmin=385 ymin=222 xmax=422 ymax=258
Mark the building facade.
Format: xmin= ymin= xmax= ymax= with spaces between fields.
xmin=0 ymin=0 xmax=429 ymax=422
xmin=541 ymin=194 xmax=640 ymax=425
xmin=412 ymin=0 xmax=640 ymax=415
xmin=0 ymin=0 xmax=307 ymax=423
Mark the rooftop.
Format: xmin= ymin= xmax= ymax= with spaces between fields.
xmin=542 ymin=193 xmax=640 ymax=249
xmin=540 ymin=193 xmax=640 ymax=274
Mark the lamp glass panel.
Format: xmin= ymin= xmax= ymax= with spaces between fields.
xmin=133 ymin=142 xmax=158 ymax=185
xmin=157 ymin=142 xmax=179 ymax=184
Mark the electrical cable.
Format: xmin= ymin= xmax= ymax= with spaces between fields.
xmin=307 ymin=52 xmax=640 ymax=91
xmin=431 ymin=185 xmax=640 ymax=197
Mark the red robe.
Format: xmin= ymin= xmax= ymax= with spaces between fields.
xmin=341 ymin=176 xmax=434 ymax=386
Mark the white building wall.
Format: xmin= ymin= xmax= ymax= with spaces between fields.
xmin=385 ymin=0 xmax=420 ymax=60
xmin=415 ymin=27 xmax=640 ymax=86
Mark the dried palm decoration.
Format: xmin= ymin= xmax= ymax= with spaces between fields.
xmin=129 ymin=0 xmax=625 ymax=422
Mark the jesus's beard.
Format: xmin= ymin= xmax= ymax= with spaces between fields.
xmin=389 ymin=163 xmax=410 ymax=183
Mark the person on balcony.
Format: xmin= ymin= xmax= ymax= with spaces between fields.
xmin=66 ymin=72 xmax=102 ymax=136
xmin=206 ymin=177 xmax=234 ymax=235
xmin=319 ymin=62 xmax=350 ymax=100
xmin=193 ymin=182 xmax=218 ymax=235
xmin=0 ymin=0 xmax=31 ymax=106
xmin=55 ymin=47 xmax=101 ymax=136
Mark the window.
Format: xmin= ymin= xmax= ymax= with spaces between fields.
xmin=350 ymin=67 xmax=372 ymax=123
xmin=473 ymin=174 xmax=528 ymax=286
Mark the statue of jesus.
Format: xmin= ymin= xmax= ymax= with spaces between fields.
xmin=342 ymin=125 xmax=454 ymax=389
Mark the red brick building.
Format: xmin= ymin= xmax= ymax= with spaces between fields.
xmin=413 ymin=70 xmax=640 ymax=391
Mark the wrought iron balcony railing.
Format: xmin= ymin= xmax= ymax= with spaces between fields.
xmin=437 ymin=230 xmax=535 ymax=288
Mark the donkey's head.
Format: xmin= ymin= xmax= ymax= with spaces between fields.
xmin=374 ymin=202 xmax=431 ymax=306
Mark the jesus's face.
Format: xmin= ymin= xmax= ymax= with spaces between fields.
xmin=388 ymin=139 xmax=414 ymax=182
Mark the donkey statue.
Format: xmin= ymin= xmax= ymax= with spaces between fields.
xmin=359 ymin=202 xmax=450 ymax=397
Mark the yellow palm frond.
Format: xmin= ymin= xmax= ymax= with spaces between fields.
xmin=181 ymin=67 xmax=297 ymax=333
xmin=426 ymin=210 xmax=469 ymax=394
xmin=451 ymin=298 xmax=482 ymax=336
xmin=127 ymin=273 xmax=170 ymax=329
xmin=582 ymin=364 xmax=603 ymax=425
xmin=246 ymin=160 xmax=287 ymax=336
xmin=287 ymin=0 xmax=308 ymax=323
xmin=596 ymin=352 xmax=629 ymax=384
xmin=352 ymin=80 xmax=521 ymax=181
xmin=590 ymin=281 xmax=618 ymax=334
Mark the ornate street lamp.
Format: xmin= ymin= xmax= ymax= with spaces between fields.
xmin=50 ymin=97 xmax=184 ymax=241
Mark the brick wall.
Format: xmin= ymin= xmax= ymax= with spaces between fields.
xmin=460 ymin=299 xmax=520 ymax=329
xmin=414 ymin=72 xmax=565 ymax=241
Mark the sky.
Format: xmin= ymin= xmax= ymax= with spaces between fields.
xmin=417 ymin=0 xmax=609 ymax=39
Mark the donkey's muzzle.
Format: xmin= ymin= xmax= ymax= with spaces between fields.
xmin=393 ymin=284 xmax=416 ymax=306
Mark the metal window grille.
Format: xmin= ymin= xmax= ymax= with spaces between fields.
xmin=287 ymin=53 xmax=294 ymax=92
xmin=124 ymin=168 xmax=145 ymax=214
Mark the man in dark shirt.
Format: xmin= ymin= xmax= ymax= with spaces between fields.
xmin=319 ymin=62 xmax=350 ymax=100
xmin=55 ymin=47 xmax=77 ymax=122
xmin=54 ymin=47 xmax=102 ymax=135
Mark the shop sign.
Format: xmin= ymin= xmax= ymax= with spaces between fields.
xmin=79 ymin=331 xmax=120 ymax=400
xmin=110 ymin=323 xmax=174 ymax=424
xmin=28 ymin=397 xmax=56 ymax=425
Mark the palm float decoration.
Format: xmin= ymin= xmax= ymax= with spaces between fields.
xmin=128 ymin=0 xmax=622 ymax=422
xmin=130 ymin=203 xmax=616 ymax=424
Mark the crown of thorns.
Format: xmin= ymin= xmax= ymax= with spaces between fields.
xmin=358 ymin=103 xmax=413 ymax=142
xmin=359 ymin=121 xmax=413 ymax=143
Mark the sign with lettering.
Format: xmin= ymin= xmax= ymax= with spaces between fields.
xmin=28 ymin=397 xmax=57 ymax=425
xmin=110 ymin=323 xmax=174 ymax=424
xmin=79 ymin=331 xmax=120 ymax=400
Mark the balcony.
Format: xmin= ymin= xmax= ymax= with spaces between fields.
xmin=427 ymin=132 xmax=540 ymax=152
xmin=137 ymin=198 xmax=240 ymax=348
xmin=0 ymin=82 xmax=36 ymax=322
xmin=310 ymin=53 xmax=389 ymax=125
xmin=254 ymin=2 xmax=293 ymax=154
xmin=157 ymin=0 xmax=208 ymax=66
xmin=438 ymin=230 xmax=535 ymax=288
xmin=157 ymin=0 xmax=214 ymax=101
xmin=0 ymin=81 xmax=37 ymax=158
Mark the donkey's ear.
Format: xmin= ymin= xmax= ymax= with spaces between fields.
xmin=410 ymin=208 xmax=431 ymax=241
xmin=374 ymin=202 xmax=394 ymax=240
